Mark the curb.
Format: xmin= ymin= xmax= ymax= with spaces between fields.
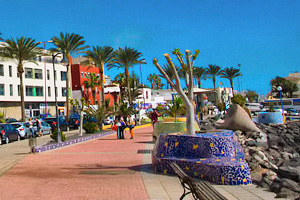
xmin=33 ymin=131 xmax=115 ymax=153
xmin=33 ymin=124 xmax=152 ymax=153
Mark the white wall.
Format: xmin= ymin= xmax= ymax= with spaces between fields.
xmin=0 ymin=59 xmax=67 ymax=102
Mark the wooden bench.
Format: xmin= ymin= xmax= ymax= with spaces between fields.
xmin=169 ymin=162 xmax=228 ymax=200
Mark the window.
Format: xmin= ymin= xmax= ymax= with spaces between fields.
xmin=47 ymin=70 xmax=50 ymax=80
xmin=36 ymin=86 xmax=43 ymax=96
xmin=25 ymin=68 xmax=33 ymax=78
xmin=81 ymin=72 xmax=84 ymax=78
xmin=0 ymin=84 xmax=4 ymax=95
xmin=54 ymin=70 xmax=57 ymax=80
xmin=0 ymin=64 xmax=4 ymax=76
xmin=61 ymin=71 xmax=67 ymax=81
xmin=88 ymin=72 xmax=91 ymax=78
xmin=9 ymin=66 xmax=12 ymax=77
xmin=34 ymin=69 xmax=43 ymax=79
xmin=55 ymin=87 xmax=57 ymax=96
xmin=26 ymin=86 xmax=34 ymax=96
xmin=85 ymin=72 xmax=87 ymax=78
xmin=10 ymin=84 xmax=13 ymax=96
xmin=62 ymin=87 xmax=67 ymax=97
xmin=18 ymin=85 xmax=20 ymax=96
xmin=48 ymin=87 xmax=51 ymax=97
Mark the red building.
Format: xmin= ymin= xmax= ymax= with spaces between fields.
xmin=71 ymin=57 xmax=120 ymax=107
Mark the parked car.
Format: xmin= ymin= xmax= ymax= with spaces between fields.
xmin=284 ymin=108 xmax=299 ymax=116
xmin=69 ymin=113 xmax=80 ymax=129
xmin=5 ymin=118 xmax=18 ymax=123
xmin=0 ymin=123 xmax=20 ymax=145
xmin=11 ymin=122 xmax=30 ymax=139
xmin=44 ymin=116 xmax=69 ymax=132
xmin=103 ymin=116 xmax=113 ymax=125
xmin=32 ymin=121 xmax=52 ymax=135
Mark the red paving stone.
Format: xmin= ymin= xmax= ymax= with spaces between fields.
xmin=0 ymin=126 xmax=153 ymax=200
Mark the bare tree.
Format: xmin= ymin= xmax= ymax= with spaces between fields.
xmin=153 ymin=49 xmax=199 ymax=135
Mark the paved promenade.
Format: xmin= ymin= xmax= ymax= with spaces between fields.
xmin=0 ymin=125 xmax=287 ymax=200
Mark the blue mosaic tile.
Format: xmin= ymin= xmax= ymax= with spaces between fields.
xmin=152 ymin=130 xmax=252 ymax=185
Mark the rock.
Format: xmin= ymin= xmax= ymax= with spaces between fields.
xmin=268 ymin=148 xmax=281 ymax=160
xmin=281 ymin=178 xmax=300 ymax=192
xmin=277 ymin=166 xmax=300 ymax=182
xmin=270 ymin=177 xmax=283 ymax=194
xmin=256 ymin=131 xmax=268 ymax=150
xmin=275 ymin=187 xmax=300 ymax=199
xmin=281 ymin=152 xmax=293 ymax=161
xmin=245 ymin=138 xmax=257 ymax=146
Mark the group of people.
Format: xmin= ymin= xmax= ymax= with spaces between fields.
xmin=113 ymin=109 xmax=160 ymax=140
xmin=28 ymin=117 xmax=42 ymax=137
xmin=114 ymin=115 xmax=135 ymax=139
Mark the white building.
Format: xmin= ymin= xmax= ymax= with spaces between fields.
xmin=0 ymin=55 xmax=67 ymax=119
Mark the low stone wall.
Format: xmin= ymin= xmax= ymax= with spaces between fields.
xmin=152 ymin=131 xmax=252 ymax=185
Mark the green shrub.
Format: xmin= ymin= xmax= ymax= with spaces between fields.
xmin=50 ymin=130 xmax=66 ymax=142
xmin=83 ymin=122 xmax=99 ymax=133
xmin=231 ymin=94 xmax=246 ymax=107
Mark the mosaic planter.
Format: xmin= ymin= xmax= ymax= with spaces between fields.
xmin=258 ymin=112 xmax=284 ymax=124
xmin=152 ymin=130 xmax=252 ymax=185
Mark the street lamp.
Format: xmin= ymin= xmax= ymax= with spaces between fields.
xmin=52 ymin=53 xmax=62 ymax=143
xmin=37 ymin=41 xmax=53 ymax=117
xmin=277 ymin=86 xmax=286 ymax=122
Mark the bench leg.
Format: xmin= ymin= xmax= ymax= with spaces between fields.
xmin=180 ymin=190 xmax=192 ymax=200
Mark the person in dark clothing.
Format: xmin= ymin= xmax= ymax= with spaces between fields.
xmin=150 ymin=109 xmax=159 ymax=127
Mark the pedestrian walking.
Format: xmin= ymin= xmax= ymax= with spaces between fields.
xmin=28 ymin=117 xmax=34 ymax=137
xmin=150 ymin=109 xmax=159 ymax=127
xmin=119 ymin=115 xmax=126 ymax=139
xmin=35 ymin=118 xmax=42 ymax=137
xmin=114 ymin=116 xmax=122 ymax=139
xmin=127 ymin=115 xmax=135 ymax=139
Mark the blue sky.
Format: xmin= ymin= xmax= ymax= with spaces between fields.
xmin=1 ymin=0 xmax=299 ymax=96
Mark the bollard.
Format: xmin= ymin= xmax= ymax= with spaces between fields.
xmin=28 ymin=135 xmax=37 ymax=153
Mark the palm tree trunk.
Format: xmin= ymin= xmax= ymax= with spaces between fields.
xmin=230 ymin=79 xmax=234 ymax=97
xmin=100 ymin=62 xmax=105 ymax=107
xmin=198 ymin=78 xmax=201 ymax=88
xmin=125 ymin=67 xmax=131 ymax=104
xmin=19 ymin=65 xmax=25 ymax=122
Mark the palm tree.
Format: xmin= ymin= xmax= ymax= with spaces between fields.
xmin=109 ymin=47 xmax=146 ymax=104
xmin=159 ymin=64 xmax=179 ymax=89
xmin=51 ymin=32 xmax=88 ymax=121
xmin=83 ymin=73 xmax=100 ymax=105
xmin=83 ymin=46 xmax=114 ymax=106
xmin=193 ymin=67 xmax=207 ymax=88
xmin=0 ymin=37 xmax=42 ymax=121
xmin=220 ymin=67 xmax=242 ymax=96
xmin=114 ymin=72 xmax=126 ymax=100
xmin=147 ymin=73 xmax=155 ymax=89
xmin=206 ymin=65 xmax=222 ymax=92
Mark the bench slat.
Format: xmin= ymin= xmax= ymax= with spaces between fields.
xmin=169 ymin=162 xmax=228 ymax=200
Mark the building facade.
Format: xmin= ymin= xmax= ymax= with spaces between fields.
xmin=0 ymin=55 xmax=67 ymax=119
xmin=285 ymin=72 xmax=300 ymax=98
xmin=71 ymin=58 xmax=120 ymax=107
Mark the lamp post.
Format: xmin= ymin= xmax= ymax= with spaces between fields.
xmin=37 ymin=41 xmax=53 ymax=117
xmin=277 ymin=86 xmax=286 ymax=122
xmin=277 ymin=86 xmax=284 ymax=111
xmin=52 ymin=53 xmax=69 ymax=143
xmin=52 ymin=53 xmax=62 ymax=143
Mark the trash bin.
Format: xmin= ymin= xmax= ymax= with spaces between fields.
xmin=28 ymin=135 xmax=37 ymax=153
